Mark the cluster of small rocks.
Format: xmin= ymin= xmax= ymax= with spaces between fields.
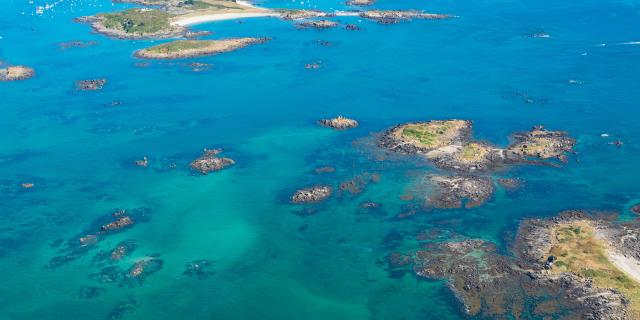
xmin=291 ymin=185 xmax=332 ymax=203
xmin=318 ymin=116 xmax=359 ymax=129
xmin=297 ymin=20 xmax=338 ymax=29
xmin=0 ymin=65 xmax=35 ymax=81
xmin=76 ymin=78 xmax=107 ymax=91
xmin=190 ymin=148 xmax=235 ymax=174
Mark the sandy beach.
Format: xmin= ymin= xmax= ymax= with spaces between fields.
xmin=171 ymin=12 xmax=279 ymax=26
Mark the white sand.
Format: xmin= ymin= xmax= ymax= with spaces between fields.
xmin=596 ymin=229 xmax=640 ymax=283
xmin=171 ymin=12 xmax=279 ymax=26
xmin=608 ymin=251 xmax=640 ymax=283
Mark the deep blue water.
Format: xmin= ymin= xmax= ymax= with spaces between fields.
xmin=1 ymin=0 xmax=640 ymax=318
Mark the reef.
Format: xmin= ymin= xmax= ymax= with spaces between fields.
xmin=425 ymin=175 xmax=494 ymax=209
xmin=314 ymin=166 xmax=335 ymax=174
xmin=291 ymin=185 xmax=332 ymax=203
xmin=345 ymin=24 xmax=360 ymax=31
xmin=106 ymin=295 xmax=138 ymax=320
xmin=631 ymin=204 xmax=640 ymax=215
xmin=134 ymin=38 xmax=269 ymax=59
xmin=190 ymin=148 xmax=235 ymax=174
xmin=123 ymin=255 xmax=164 ymax=286
xmin=407 ymin=211 xmax=639 ymax=318
xmin=318 ymin=116 xmax=359 ymax=130
xmin=297 ymin=19 xmax=339 ymax=29
xmin=76 ymin=79 xmax=107 ymax=91
xmin=0 ymin=65 xmax=35 ymax=81
xmin=77 ymin=286 xmax=107 ymax=299
xmin=360 ymin=10 xmax=452 ymax=24
xmin=48 ymin=208 xmax=150 ymax=268
xmin=496 ymin=177 xmax=522 ymax=190
xmin=378 ymin=120 xmax=575 ymax=172
xmin=92 ymin=239 xmax=138 ymax=267
xmin=339 ymin=172 xmax=379 ymax=195
xmin=183 ymin=259 xmax=215 ymax=279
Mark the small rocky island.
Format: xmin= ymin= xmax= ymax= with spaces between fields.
xmin=76 ymin=79 xmax=107 ymax=91
xmin=0 ymin=65 xmax=35 ymax=81
xmin=291 ymin=185 xmax=332 ymax=203
xmin=378 ymin=120 xmax=575 ymax=172
xmin=135 ymin=38 xmax=269 ymax=59
xmin=297 ymin=20 xmax=339 ymax=29
xmin=318 ymin=116 xmax=359 ymax=130
xmin=276 ymin=9 xmax=333 ymax=20
xmin=426 ymin=175 xmax=494 ymax=209
xmin=359 ymin=10 xmax=452 ymax=23
xmin=190 ymin=148 xmax=235 ymax=174
xmin=395 ymin=210 xmax=640 ymax=319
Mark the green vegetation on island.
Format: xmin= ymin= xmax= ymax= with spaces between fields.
xmin=100 ymin=9 xmax=174 ymax=35
xmin=134 ymin=38 xmax=269 ymax=59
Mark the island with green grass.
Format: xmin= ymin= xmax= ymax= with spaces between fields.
xmin=134 ymin=38 xmax=269 ymax=59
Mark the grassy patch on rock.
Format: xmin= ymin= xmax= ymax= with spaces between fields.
xmin=549 ymin=221 xmax=640 ymax=317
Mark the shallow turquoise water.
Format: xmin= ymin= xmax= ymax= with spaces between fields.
xmin=1 ymin=0 xmax=640 ymax=318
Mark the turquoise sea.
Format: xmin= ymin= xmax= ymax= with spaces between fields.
xmin=1 ymin=0 xmax=640 ymax=318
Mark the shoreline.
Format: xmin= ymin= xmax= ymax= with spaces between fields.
xmin=171 ymin=10 xmax=362 ymax=27
xmin=171 ymin=12 xmax=280 ymax=26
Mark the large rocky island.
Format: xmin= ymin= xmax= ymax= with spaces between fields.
xmin=390 ymin=211 xmax=640 ymax=318
xmin=77 ymin=0 xmax=453 ymax=40
xmin=135 ymin=38 xmax=269 ymax=59
xmin=378 ymin=120 xmax=575 ymax=172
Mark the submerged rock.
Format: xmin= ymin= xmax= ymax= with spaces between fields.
xmin=631 ymin=204 xmax=640 ymax=215
xmin=291 ymin=185 xmax=332 ymax=203
xmin=123 ymin=255 xmax=164 ymax=287
xmin=344 ymin=24 xmax=361 ymax=31
xmin=76 ymin=79 xmax=107 ymax=91
xmin=0 ymin=65 xmax=35 ymax=81
xmin=314 ymin=166 xmax=335 ymax=174
xmin=496 ymin=177 xmax=521 ymax=190
xmin=190 ymin=148 xmax=235 ymax=174
xmin=339 ymin=172 xmax=379 ymax=195
xmin=106 ymin=295 xmax=138 ymax=320
xmin=58 ymin=40 xmax=98 ymax=50
xmin=77 ymin=286 xmax=107 ymax=299
xmin=183 ymin=259 xmax=215 ymax=279
xmin=318 ymin=116 xmax=359 ymax=130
